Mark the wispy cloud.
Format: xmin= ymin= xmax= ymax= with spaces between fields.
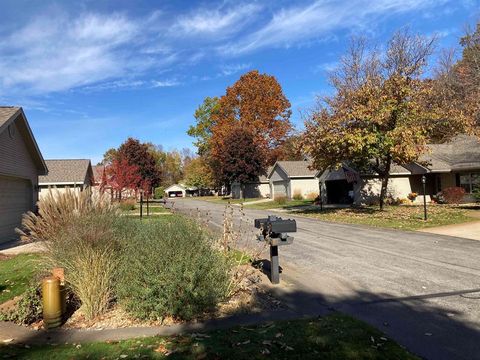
xmin=0 ymin=12 xmax=142 ymax=95
xmin=220 ymin=0 xmax=449 ymax=55
xmin=219 ymin=63 xmax=252 ymax=76
xmin=171 ymin=3 xmax=261 ymax=38
xmin=80 ymin=78 xmax=181 ymax=92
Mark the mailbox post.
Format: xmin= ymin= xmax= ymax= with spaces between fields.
xmin=254 ymin=215 xmax=296 ymax=284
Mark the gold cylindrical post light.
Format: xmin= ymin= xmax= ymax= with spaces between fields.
xmin=42 ymin=276 xmax=62 ymax=329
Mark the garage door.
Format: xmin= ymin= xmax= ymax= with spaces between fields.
xmin=273 ymin=181 xmax=288 ymax=198
xmin=0 ymin=176 xmax=33 ymax=243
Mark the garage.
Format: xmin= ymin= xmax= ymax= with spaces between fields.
xmin=0 ymin=176 xmax=33 ymax=242
xmin=273 ymin=180 xmax=288 ymax=198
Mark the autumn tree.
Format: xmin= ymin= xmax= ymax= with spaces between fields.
xmin=433 ymin=21 xmax=479 ymax=134
xmin=211 ymin=70 xmax=292 ymax=166
xmin=118 ymin=138 xmax=161 ymax=194
xmin=212 ymin=125 xmax=266 ymax=198
xmin=187 ymin=97 xmax=220 ymax=156
xmin=184 ymin=157 xmax=214 ymax=190
xmin=106 ymin=157 xmax=141 ymax=200
xmin=302 ymin=30 xmax=472 ymax=210
xmin=99 ymin=148 xmax=118 ymax=165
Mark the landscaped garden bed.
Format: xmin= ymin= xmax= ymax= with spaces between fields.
xmin=0 ymin=190 xmax=278 ymax=331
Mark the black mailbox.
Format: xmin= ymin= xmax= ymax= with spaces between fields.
xmin=254 ymin=215 xmax=296 ymax=284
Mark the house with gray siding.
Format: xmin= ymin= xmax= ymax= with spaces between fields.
xmin=0 ymin=106 xmax=48 ymax=243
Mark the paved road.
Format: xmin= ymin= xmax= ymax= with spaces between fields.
xmin=170 ymin=198 xmax=480 ymax=360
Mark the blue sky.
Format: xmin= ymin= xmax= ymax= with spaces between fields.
xmin=0 ymin=0 xmax=478 ymax=164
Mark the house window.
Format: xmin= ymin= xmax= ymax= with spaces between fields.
xmin=459 ymin=172 xmax=480 ymax=194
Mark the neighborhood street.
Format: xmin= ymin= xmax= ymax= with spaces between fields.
xmin=171 ymin=198 xmax=480 ymax=360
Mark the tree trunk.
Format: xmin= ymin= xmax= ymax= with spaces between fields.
xmin=379 ymin=159 xmax=392 ymax=211
xmin=240 ymin=183 xmax=244 ymax=200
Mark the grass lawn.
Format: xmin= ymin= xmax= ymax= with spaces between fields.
xmin=0 ymin=253 xmax=41 ymax=304
xmin=122 ymin=204 xmax=171 ymax=216
xmin=245 ymin=199 xmax=313 ymax=210
xmin=293 ymin=204 xmax=478 ymax=231
xmin=1 ymin=313 xmax=417 ymax=359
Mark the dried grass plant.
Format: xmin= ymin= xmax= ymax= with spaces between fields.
xmin=18 ymin=188 xmax=119 ymax=318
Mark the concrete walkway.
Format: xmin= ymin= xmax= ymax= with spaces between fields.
xmin=0 ymin=241 xmax=45 ymax=255
xmin=419 ymin=221 xmax=480 ymax=241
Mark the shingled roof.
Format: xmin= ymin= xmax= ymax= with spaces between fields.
xmin=39 ymin=159 xmax=92 ymax=184
xmin=0 ymin=106 xmax=21 ymax=128
xmin=270 ymin=160 xmax=318 ymax=178
xmin=420 ymin=135 xmax=480 ymax=172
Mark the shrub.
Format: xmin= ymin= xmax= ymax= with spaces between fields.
xmin=440 ymin=187 xmax=466 ymax=204
xmin=0 ymin=282 xmax=42 ymax=325
xmin=292 ymin=190 xmax=303 ymax=200
xmin=305 ymin=192 xmax=319 ymax=201
xmin=274 ymin=195 xmax=287 ymax=205
xmin=119 ymin=199 xmax=136 ymax=211
xmin=154 ymin=186 xmax=165 ymax=199
xmin=473 ymin=187 xmax=480 ymax=202
xmin=116 ymin=216 xmax=230 ymax=321
xmin=19 ymin=189 xmax=119 ymax=319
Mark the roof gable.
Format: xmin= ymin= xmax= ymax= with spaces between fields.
xmin=39 ymin=159 xmax=92 ymax=184
xmin=268 ymin=160 xmax=318 ymax=179
xmin=0 ymin=106 xmax=47 ymax=175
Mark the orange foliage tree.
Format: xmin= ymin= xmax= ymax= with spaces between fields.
xmin=210 ymin=70 xmax=292 ymax=187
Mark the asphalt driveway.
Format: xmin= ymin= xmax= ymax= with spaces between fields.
xmin=170 ymin=198 xmax=480 ymax=360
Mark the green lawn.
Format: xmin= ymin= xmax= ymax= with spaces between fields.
xmin=245 ymin=199 xmax=313 ymax=210
xmin=293 ymin=205 xmax=478 ymax=230
xmin=122 ymin=205 xmax=171 ymax=216
xmin=0 ymin=253 xmax=41 ymax=304
xmin=1 ymin=313 xmax=417 ymax=359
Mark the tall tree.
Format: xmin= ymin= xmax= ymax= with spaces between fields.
xmin=184 ymin=157 xmax=214 ymax=189
xmin=118 ymin=138 xmax=161 ymax=190
xmin=99 ymin=148 xmax=118 ymax=165
xmin=434 ymin=22 xmax=479 ymax=133
xmin=187 ymin=97 xmax=220 ymax=156
xmin=105 ymin=157 xmax=141 ymax=200
xmin=211 ymin=70 xmax=292 ymax=165
xmin=212 ymin=125 xmax=266 ymax=198
xmin=302 ymin=30 xmax=472 ymax=210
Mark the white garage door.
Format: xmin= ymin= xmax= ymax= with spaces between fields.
xmin=0 ymin=176 xmax=33 ymax=243
xmin=273 ymin=181 xmax=288 ymax=198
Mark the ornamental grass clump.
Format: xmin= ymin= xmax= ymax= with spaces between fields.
xmin=18 ymin=189 xmax=119 ymax=319
xmin=116 ymin=217 xmax=230 ymax=321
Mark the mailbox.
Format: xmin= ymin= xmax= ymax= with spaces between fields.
xmin=254 ymin=215 xmax=296 ymax=284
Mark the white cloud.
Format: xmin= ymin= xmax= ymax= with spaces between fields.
xmin=0 ymin=12 xmax=141 ymax=94
xmin=219 ymin=63 xmax=251 ymax=76
xmin=172 ymin=4 xmax=261 ymax=37
xmin=220 ymin=0 xmax=449 ymax=55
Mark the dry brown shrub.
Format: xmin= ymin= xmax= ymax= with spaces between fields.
xmin=18 ymin=188 xmax=119 ymax=319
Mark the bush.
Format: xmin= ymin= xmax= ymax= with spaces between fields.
xmin=0 ymin=282 xmax=42 ymax=325
xmin=292 ymin=190 xmax=303 ymax=200
xmin=274 ymin=195 xmax=287 ymax=205
xmin=116 ymin=216 xmax=230 ymax=321
xmin=154 ymin=186 xmax=165 ymax=199
xmin=119 ymin=199 xmax=136 ymax=211
xmin=19 ymin=189 xmax=119 ymax=319
xmin=305 ymin=192 xmax=319 ymax=201
xmin=473 ymin=187 xmax=480 ymax=202
xmin=440 ymin=187 xmax=466 ymax=204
